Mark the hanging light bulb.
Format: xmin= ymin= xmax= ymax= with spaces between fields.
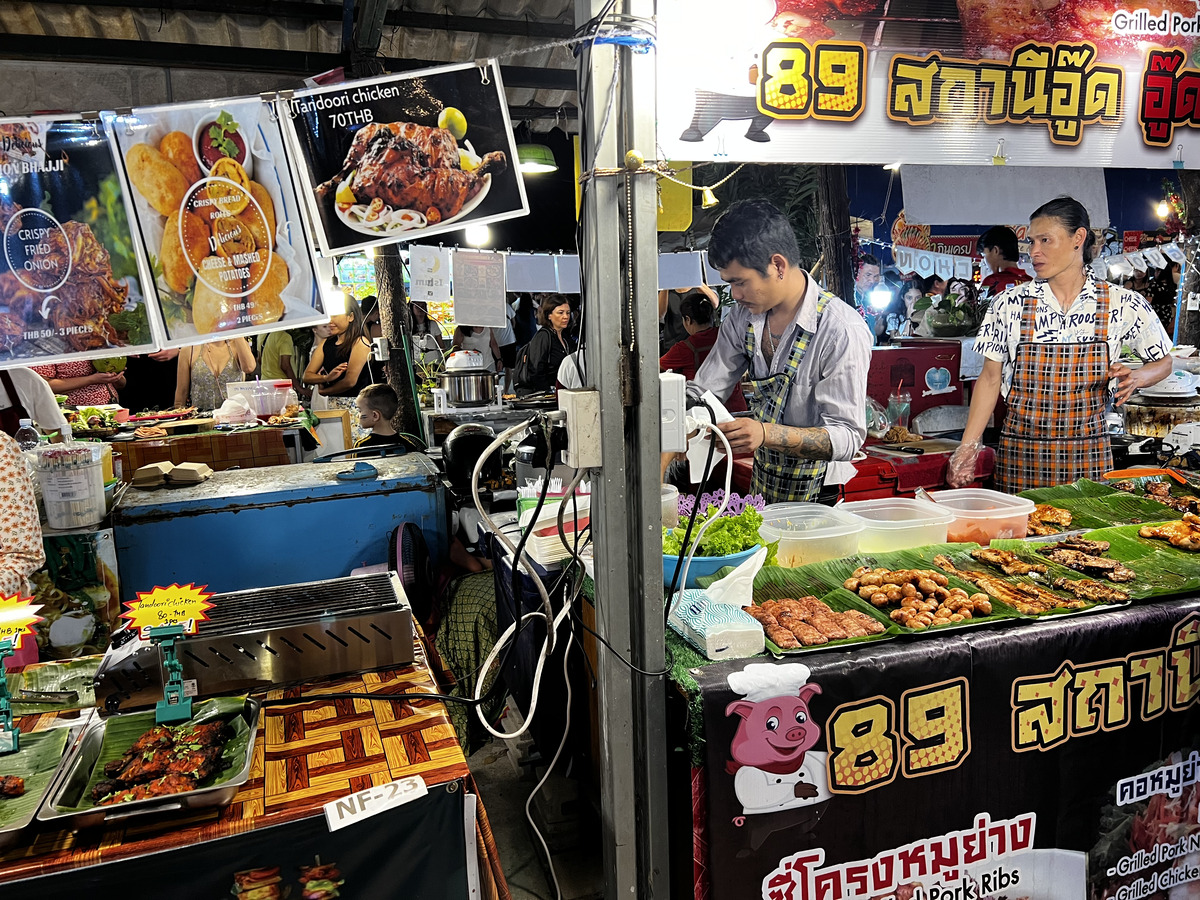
xmin=1157 ymin=200 xmax=1170 ymax=218
xmin=700 ymin=188 xmax=719 ymax=209
xmin=364 ymin=245 xmax=376 ymax=258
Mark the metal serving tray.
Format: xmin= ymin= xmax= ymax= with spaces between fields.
xmin=37 ymin=698 xmax=260 ymax=829
xmin=0 ymin=720 xmax=89 ymax=850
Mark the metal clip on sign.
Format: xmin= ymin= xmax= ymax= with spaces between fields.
xmin=148 ymin=624 xmax=193 ymax=724
xmin=0 ymin=640 xmax=18 ymax=753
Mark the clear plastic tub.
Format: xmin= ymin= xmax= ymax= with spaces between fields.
xmin=838 ymin=497 xmax=955 ymax=552
xmin=222 ymin=380 xmax=293 ymax=416
xmin=757 ymin=503 xmax=864 ymax=567
xmin=926 ymin=488 xmax=1035 ymax=546
xmin=34 ymin=443 xmax=106 ymax=529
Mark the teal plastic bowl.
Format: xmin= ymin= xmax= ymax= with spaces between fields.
xmin=663 ymin=546 xmax=759 ymax=589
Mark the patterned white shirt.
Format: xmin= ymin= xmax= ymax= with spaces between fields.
xmin=974 ymin=273 xmax=1171 ymax=397
xmin=0 ymin=431 xmax=44 ymax=598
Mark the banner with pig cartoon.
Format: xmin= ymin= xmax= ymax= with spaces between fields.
xmin=692 ymin=595 xmax=1200 ymax=900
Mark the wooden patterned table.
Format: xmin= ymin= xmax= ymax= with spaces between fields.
xmin=0 ymin=638 xmax=509 ymax=900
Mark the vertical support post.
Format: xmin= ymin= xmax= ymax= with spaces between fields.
xmin=575 ymin=1 xmax=669 ymax=897
xmin=817 ymin=164 xmax=854 ymax=301
xmin=374 ymin=244 xmax=422 ymax=444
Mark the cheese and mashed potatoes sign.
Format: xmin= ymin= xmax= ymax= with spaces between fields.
xmin=112 ymin=97 xmax=326 ymax=347
xmin=656 ymin=0 xmax=1200 ymax=167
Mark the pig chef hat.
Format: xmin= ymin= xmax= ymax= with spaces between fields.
xmin=727 ymin=663 xmax=812 ymax=703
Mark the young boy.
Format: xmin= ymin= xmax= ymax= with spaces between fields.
xmin=353 ymin=384 xmax=407 ymax=453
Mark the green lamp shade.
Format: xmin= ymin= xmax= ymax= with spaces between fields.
xmin=517 ymin=143 xmax=558 ymax=174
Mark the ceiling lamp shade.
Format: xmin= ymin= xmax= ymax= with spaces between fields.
xmin=517 ymin=143 xmax=558 ymax=174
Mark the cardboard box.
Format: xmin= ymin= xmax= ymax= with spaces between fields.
xmin=868 ymin=340 xmax=963 ymax=420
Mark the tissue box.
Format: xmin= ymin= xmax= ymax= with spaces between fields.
xmin=668 ymin=589 xmax=764 ymax=660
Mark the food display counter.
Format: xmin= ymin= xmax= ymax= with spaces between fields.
xmin=664 ymin=476 xmax=1200 ymax=900
xmin=0 ymin=638 xmax=508 ymax=900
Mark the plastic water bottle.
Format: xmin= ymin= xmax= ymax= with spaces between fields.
xmin=14 ymin=418 xmax=39 ymax=451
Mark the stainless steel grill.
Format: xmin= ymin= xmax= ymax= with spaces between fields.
xmin=94 ymin=573 xmax=414 ymax=714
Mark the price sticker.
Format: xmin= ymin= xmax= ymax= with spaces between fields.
xmin=323 ymin=776 xmax=428 ymax=832
xmin=121 ymin=583 xmax=214 ymax=639
xmin=1188 ymin=293 xmax=1200 ymax=313
xmin=0 ymin=595 xmax=43 ymax=652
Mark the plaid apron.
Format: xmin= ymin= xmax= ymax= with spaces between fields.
xmin=747 ymin=291 xmax=832 ymax=503
xmin=995 ymin=281 xmax=1113 ymax=493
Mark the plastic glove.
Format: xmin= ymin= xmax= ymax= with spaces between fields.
xmin=946 ymin=439 xmax=982 ymax=488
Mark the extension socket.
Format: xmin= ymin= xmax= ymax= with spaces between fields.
xmin=559 ymin=389 xmax=602 ymax=469
xmin=661 ymin=372 xmax=687 ymax=453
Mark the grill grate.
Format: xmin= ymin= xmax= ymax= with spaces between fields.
xmin=199 ymin=573 xmax=405 ymax=636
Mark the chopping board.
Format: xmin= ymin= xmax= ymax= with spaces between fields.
xmin=148 ymin=417 xmax=215 ymax=435
xmin=869 ymin=438 xmax=961 ymax=457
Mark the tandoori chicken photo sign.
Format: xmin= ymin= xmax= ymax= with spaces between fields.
xmin=0 ymin=115 xmax=160 ymax=368
xmin=282 ymin=61 xmax=529 ymax=256
xmin=110 ymin=97 xmax=326 ymax=346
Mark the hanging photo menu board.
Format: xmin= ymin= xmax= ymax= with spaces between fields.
xmin=111 ymin=98 xmax=326 ymax=346
xmin=282 ymin=61 xmax=529 ymax=256
xmin=0 ymin=116 xmax=158 ymax=368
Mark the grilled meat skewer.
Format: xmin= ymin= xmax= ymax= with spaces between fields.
xmin=970 ymin=547 xmax=1048 ymax=577
xmin=1051 ymin=578 xmax=1130 ymax=604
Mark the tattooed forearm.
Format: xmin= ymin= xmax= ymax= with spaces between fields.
xmin=763 ymin=425 xmax=833 ymax=460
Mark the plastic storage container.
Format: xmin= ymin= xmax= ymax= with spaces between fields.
xmin=927 ymin=488 xmax=1035 ymax=546
xmin=757 ymin=503 xmax=864 ymax=567
xmin=222 ymin=380 xmax=293 ymax=417
xmin=838 ymin=497 xmax=955 ymax=552
xmin=34 ymin=442 xmax=106 ymax=530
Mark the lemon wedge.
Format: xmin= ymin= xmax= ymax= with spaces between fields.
xmin=459 ymin=149 xmax=480 ymax=172
xmin=335 ymin=177 xmax=356 ymax=206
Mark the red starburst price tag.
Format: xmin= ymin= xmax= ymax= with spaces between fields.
xmin=121 ymin=584 xmax=214 ymax=638
xmin=0 ymin=595 xmax=43 ymax=651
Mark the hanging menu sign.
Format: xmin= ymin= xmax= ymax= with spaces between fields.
xmin=112 ymin=97 xmax=327 ymax=346
xmin=282 ymin=61 xmax=529 ymax=256
xmin=0 ymin=116 xmax=159 ymax=369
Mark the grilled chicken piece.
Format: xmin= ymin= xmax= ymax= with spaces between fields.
xmin=315 ymin=121 xmax=508 ymax=223
xmin=1139 ymin=513 xmax=1200 ymax=551
xmin=1039 ymin=549 xmax=1136 ymax=582
xmin=933 ymin=555 xmax=1086 ymax=614
xmin=1051 ymin=577 xmax=1130 ymax=604
xmin=1038 ymin=538 xmax=1110 ymax=555
xmin=1033 ymin=504 xmax=1073 ymax=527
xmin=1145 ymin=481 xmax=1172 ymax=498
xmin=112 ymin=751 xmax=171 ymax=785
xmin=167 ymin=745 xmax=224 ymax=781
xmin=173 ymin=721 xmax=232 ymax=747
xmin=1027 ymin=516 xmax=1060 ymax=537
xmin=97 ymin=774 xmax=198 ymax=806
xmin=103 ymin=725 xmax=174 ymax=777
xmin=970 ymin=547 xmax=1048 ymax=576
xmin=1113 ymin=480 xmax=1137 ymax=493
xmin=0 ymin=775 xmax=25 ymax=797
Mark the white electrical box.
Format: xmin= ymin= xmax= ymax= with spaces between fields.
xmin=660 ymin=372 xmax=687 ymax=453
xmin=560 ymin=389 xmax=603 ymax=469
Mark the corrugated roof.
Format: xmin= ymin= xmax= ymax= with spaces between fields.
xmin=0 ymin=1 xmax=578 ymax=129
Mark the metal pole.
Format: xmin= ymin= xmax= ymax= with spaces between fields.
xmin=574 ymin=1 xmax=668 ymax=897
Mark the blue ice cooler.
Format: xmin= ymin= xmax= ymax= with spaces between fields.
xmin=113 ymin=455 xmax=447 ymax=602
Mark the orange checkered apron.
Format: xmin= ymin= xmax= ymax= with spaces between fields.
xmin=994 ymin=283 xmax=1113 ymax=493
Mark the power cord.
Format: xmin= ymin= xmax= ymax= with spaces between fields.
xmin=671 ymin=419 xmax=734 ymax=601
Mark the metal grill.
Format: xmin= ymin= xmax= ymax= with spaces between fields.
xmin=94 ymin=573 xmax=414 ymax=714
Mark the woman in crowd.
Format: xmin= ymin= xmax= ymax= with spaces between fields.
xmin=33 ymin=360 xmax=125 ymax=408
xmin=515 ymin=294 xmax=574 ymax=397
xmin=304 ymin=297 xmax=374 ymax=433
xmin=1147 ymin=260 xmax=1182 ymax=338
xmin=452 ymin=324 xmax=502 ymax=373
xmin=659 ymin=291 xmax=747 ymax=411
xmin=174 ymin=338 xmax=256 ymax=410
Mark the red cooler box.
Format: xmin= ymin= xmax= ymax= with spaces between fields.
xmin=868 ymin=340 xmax=962 ymax=419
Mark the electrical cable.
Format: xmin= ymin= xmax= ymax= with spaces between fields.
xmin=569 ymin=606 xmax=668 ymax=678
xmin=672 ymin=420 xmax=734 ymax=608
xmin=665 ymin=402 xmax=721 ymax=603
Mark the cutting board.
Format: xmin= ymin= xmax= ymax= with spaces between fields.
xmin=870 ymin=438 xmax=961 ymax=457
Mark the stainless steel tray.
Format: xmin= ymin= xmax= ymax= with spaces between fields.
xmin=0 ymin=720 xmax=88 ymax=849
xmin=37 ymin=698 xmax=260 ymax=829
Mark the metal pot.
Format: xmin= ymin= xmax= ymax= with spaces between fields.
xmin=439 ymin=369 xmax=495 ymax=407
xmin=1123 ymin=392 xmax=1200 ymax=438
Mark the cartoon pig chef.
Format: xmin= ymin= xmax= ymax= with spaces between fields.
xmin=726 ymin=663 xmax=831 ymax=817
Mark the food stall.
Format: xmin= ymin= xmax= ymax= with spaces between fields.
xmin=649 ymin=1 xmax=1200 ymax=897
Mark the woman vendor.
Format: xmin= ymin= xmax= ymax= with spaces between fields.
xmin=948 ymin=197 xmax=1172 ymax=492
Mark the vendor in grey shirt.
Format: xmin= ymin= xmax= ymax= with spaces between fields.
xmin=691 ymin=199 xmax=870 ymax=504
